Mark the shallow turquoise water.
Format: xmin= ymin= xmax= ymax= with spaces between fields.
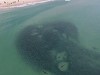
xmin=0 ymin=0 xmax=100 ymax=75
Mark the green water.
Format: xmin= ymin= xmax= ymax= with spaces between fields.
xmin=0 ymin=0 xmax=100 ymax=75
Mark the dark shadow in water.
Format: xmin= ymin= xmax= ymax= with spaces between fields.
xmin=16 ymin=21 xmax=100 ymax=75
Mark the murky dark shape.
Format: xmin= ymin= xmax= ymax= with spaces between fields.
xmin=16 ymin=21 xmax=100 ymax=75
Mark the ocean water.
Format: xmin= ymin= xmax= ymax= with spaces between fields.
xmin=0 ymin=0 xmax=100 ymax=75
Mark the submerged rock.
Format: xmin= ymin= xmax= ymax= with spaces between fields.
xmin=16 ymin=21 xmax=100 ymax=75
xmin=42 ymin=21 xmax=79 ymax=42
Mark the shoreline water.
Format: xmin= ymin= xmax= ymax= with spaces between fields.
xmin=0 ymin=0 xmax=70 ymax=10
xmin=0 ymin=0 xmax=54 ymax=10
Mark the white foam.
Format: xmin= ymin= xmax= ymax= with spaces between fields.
xmin=1 ymin=0 xmax=70 ymax=9
xmin=65 ymin=0 xmax=71 ymax=1
xmin=8 ymin=0 xmax=54 ymax=8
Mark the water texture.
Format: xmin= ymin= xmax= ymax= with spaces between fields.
xmin=0 ymin=0 xmax=100 ymax=75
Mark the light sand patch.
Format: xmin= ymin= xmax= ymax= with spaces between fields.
xmin=41 ymin=70 xmax=54 ymax=75
xmin=56 ymin=51 xmax=67 ymax=61
xmin=58 ymin=62 xmax=69 ymax=72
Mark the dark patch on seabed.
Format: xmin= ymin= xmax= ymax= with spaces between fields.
xmin=16 ymin=21 xmax=100 ymax=75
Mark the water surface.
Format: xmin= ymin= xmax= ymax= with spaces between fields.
xmin=0 ymin=0 xmax=100 ymax=75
